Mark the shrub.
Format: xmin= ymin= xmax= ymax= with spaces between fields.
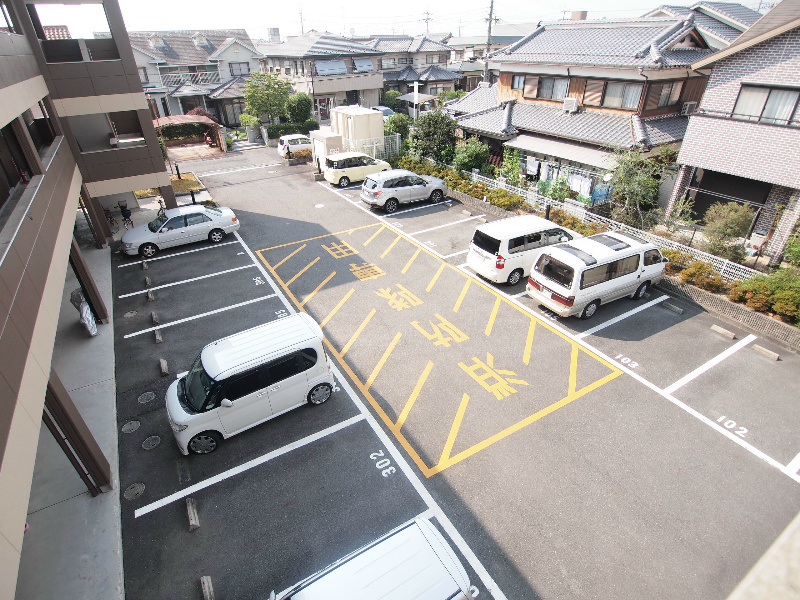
xmin=160 ymin=122 xmax=206 ymax=140
xmin=383 ymin=90 xmax=402 ymax=111
xmin=385 ymin=113 xmax=412 ymax=139
xmin=661 ymin=249 xmax=694 ymax=275
xmin=545 ymin=209 xmax=607 ymax=236
xmin=784 ymin=236 xmax=800 ymax=266
xmin=286 ymin=92 xmax=312 ymax=123
xmin=225 ymin=138 xmax=233 ymax=151
xmin=239 ymin=113 xmax=261 ymax=128
xmin=453 ymin=138 xmax=489 ymax=173
xmin=680 ymin=260 xmax=728 ymax=293
xmin=487 ymin=188 xmax=525 ymax=211
xmin=289 ymin=148 xmax=311 ymax=159
xmin=265 ymin=120 xmax=320 ymax=139
xmin=728 ymin=269 xmax=800 ymax=324
xmin=186 ymin=107 xmax=219 ymax=123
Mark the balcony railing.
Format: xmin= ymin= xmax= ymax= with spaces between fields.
xmin=696 ymin=107 xmax=800 ymax=128
xmin=161 ymin=72 xmax=221 ymax=87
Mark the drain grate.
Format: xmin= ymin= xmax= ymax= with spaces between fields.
xmin=121 ymin=420 xmax=140 ymax=434
xmin=123 ymin=311 xmax=137 ymax=318
xmin=142 ymin=436 xmax=161 ymax=450
xmin=124 ymin=482 xmax=145 ymax=500
xmin=137 ymin=391 xmax=155 ymax=404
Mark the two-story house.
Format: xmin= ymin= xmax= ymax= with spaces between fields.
xmin=643 ymin=2 xmax=763 ymax=50
xmin=367 ymin=35 xmax=463 ymax=95
xmin=448 ymin=10 xmax=759 ymax=200
xmin=112 ymin=29 xmax=262 ymax=127
xmin=257 ymin=31 xmax=384 ymax=122
xmin=666 ymin=0 xmax=800 ymax=264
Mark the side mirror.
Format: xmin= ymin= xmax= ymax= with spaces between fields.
xmin=221 ymin=399 xmax=233 ymax=407
xmin=559 ymin=236 xmax=569 ymax=242
xmin=662 ymin=256 xmax=670 ymax=263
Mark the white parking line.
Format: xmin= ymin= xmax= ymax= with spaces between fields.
xmin=443 ymin=249 xmax=469 ymax=258
xmin=410 ymin=215 xmax=484 ymax=236
xmin=117 ymin=241 xmax=239 ymax=267
xmin=196 ymin=162 xmax=280 ymax=177
xmin=122 ymin=294 xmax=276 ymax=338
xmin=134 ymin=415 xmax=365 ymax=518
xmin=512 ymin=291 xmax=528 ymax=297
xmin=575 ymin=296 xmax=667 ymax=339
xmin=785 ymin=453 xmax=800 ymax=475
xmin=117 ymin=264 xmax=255 ymax=298
xmin=663 ymin=334 xmax=757 ymax=395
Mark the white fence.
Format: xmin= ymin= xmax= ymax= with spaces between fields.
xmin=343 ymin=133 xmax=402 ymax=161
xmin=466 ymin=171 xmax=762 ymax=282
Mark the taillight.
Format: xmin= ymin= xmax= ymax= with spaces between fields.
xmin=375 ymin=190 xmax=382 ymax=197
xmin=495 ymin=254 xmax=506 ymax=269
xmin=552 ymin=293 xmax=574 ymax=307
xmin=528 ymin=277 xmax=541 ymax=290
xmin=231 ymin=217 xmax=237 ymax=222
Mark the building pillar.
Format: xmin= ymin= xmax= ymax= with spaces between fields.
xmin=43 ymin=370 xmax=113 ymax=497
xmin=765 ymin=186 xmax=800 ymax=266
xmin=81 ymin=185 xmax=111 ymax=248
xmin=10 ymin=116 xmax=45 ymax=176
xmin=664 ymin=164 xmax=694 ymax=221
xmin=69 ymin=237 xmax=109 ymax=324
xmin=161 ymin=184 xmax=177 ymax=209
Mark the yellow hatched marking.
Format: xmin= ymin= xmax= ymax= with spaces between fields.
xmin=401 ymin=248 xmax=421 ymax=274
xmin=320 ymin=288 xmax=355 ymax=328
xmin=363 ymin=225 xmax=386 ymax=246
xmin=568 ymin=344 xmax=579 ymax=396
xmin=522 ymin=319 xmax=537 ymax=365
xmin=485 ymin=296 xmax=501 ymax=336
xmin=286 ymin=256 xmax=320 ymax=286
xmin=300 ymin=272 xmax=336 ymax=308
xmin=273 ymin=244 xmax=306 ymax=269
xmin=439 ymin=394 xmax=470 ymax=465
xmin=426 ymin=263 xmax=445 ymax=292
xmin=396 ymin=361 xmax=434 ymax=430
xmin=453 ymin=279 xmax=471 ymax=313
xmin=365 ymin=332 xmax=402 ymax=389
xmin=341 ymin=309 xmax=376 ymax=356
xmin=258 ymin=224 xmax=378 ymax=253
xmin=381 ymin=235 xmax=402 ymax=258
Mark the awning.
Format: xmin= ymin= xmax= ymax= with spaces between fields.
xmin=395 ymin=92 xmax=438 ymax=103
xmin=353 ymin=58 xmax=375 ymax=72
xmin=153 ymin=115 xmax=218 ymax=128
xmin=315 ymin=59 xmax=347 ymax=76
xmin=505 ymin=134 xmax=617 ymax=170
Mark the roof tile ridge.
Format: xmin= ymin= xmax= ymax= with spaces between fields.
xmin=491 ymin=24 xmax=544 ymax=58
xmin=456 ymin=103 xmax=504 ymax=121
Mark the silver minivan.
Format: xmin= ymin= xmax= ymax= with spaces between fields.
xmin=361 ymin=169 xmax=448 ymax=213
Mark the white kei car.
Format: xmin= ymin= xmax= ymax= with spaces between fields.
xmin=120 ymin=205 xmax=240 ymax=258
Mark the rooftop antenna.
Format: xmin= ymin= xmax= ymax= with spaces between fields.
xmin=484 ymin=0 xmax=498 ymax=80
xmin=422 ymin=11 xmax=432 ymax=33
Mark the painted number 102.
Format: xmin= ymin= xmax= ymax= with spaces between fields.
xmin=717 ymin=415 xmax=748 ymax=437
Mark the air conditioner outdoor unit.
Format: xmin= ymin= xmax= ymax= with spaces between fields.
xmin=680 ymin=101 xmax=697 ymax=116
xmin=563 ymin=97 xmax=579 ymax=113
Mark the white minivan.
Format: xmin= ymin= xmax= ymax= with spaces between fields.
xmin=271 ymin=517 xmax=479 ymax=600
xmin=166 ymin=313 xmax=335 ymax=455
xmin=466 ymin=215 xmax=581 ymax=285
xmin=526 ymin=231 xmax=668 ymax=319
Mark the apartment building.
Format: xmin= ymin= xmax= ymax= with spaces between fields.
xmin=257 ymin=31 xmax=384 ymax=122
xmin=667 ymin=0 xmax=800 ymax=264
xmin=0 ymin=0 xmax=171 ymax=596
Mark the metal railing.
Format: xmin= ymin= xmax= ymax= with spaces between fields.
xmin=343 ymin=133 xmax=402 ymax=161
xmin=161 ymin=72 xmax=221 ymax=87
xmin=695 ymin=107 xmax=800 ymax=129
xmin=464 ymin=171 xmax=762 ymax=282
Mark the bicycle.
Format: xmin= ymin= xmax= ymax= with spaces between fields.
xmin=118 ymin=201 xmax=134 ymax=230
xmin=103 ymin=208 xmax=119 ymax=234
xmin=157 ymin=197 xmax=167 ymax=219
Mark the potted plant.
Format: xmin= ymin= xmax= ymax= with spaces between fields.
xmin=239 ymin=113 xmax=261 ymax=143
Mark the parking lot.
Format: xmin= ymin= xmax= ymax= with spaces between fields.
xmin=113 ymin=151 xmax=800 ymax=600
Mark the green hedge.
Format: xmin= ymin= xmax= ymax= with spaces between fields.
xmin=266 ymin=119 xmax=320 ymax=140
xmin=160 ymin=122 xmax=207 ymax=140
xmin=729 ymin=269 xmax=800 ymax=325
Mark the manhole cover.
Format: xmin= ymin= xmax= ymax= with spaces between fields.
xmin=138 ymin=391 xmax=155 ymax=404
xmin=142 ymin=436 xmax=161 ymax=450
xmin=124 ymin=483 xmax=145 ymax=500
xmin=121 ymin=420 xmax=140 ymax=433
xmin=123 ymin=311 xmax=137 ymax=318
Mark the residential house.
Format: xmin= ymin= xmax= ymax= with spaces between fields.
xmin=666 ymin=0 xmax=800 ymax=264
xmin=367 ymin=35 xmax=462 ymax=95
xmin=643 ymin=2 xmax=763 ymax=49
xmin=0 ymin=0 xmax=172 ymax=596
xmin=256 ymin=31 xmax=384 ymax=122
xmin=449 ymin=11 xmax=759 ymax=201
xmin=108 ymin=29 xmax=262 ymax=127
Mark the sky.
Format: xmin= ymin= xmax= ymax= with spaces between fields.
xmin=33 ymin=0 xmax=767 ymax=42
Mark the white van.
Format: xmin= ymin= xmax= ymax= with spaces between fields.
xmin=526 ymin=231 xmax=668 ymax=319
xmin=166 ymin=313 xmax=335 ymax=455
xmin=271 ymin=517 xmax=479 ymax=600
xmin=466 ymin=215 xmax=581 ymax=285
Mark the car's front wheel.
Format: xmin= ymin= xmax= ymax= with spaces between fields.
xmin=338 ymin=176 xmax=350 ymax=188
xmin=139 ymin=242 xmax=158 ymax=258
xmin=188 ymin=431 xmax=222 ymax=454
xmin=384 ymin=198 xmax=399 ymax=213
xmin=430 ymin=189 xmax=444 ymax=203
xmin=209 ymin=229 xmax=224 ymax=243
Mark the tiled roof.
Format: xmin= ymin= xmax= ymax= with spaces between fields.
xmin=643 ymin=3 xmax=760 ymax=43
xmin=256 ymin=31 xmax=381 ymax=57
xmin=383 ymin=66 xmax=420 ymax=81
xmin=695 ymin=2 xmax=762 ymax=27
xmin=383 ymin=65 xmax=461 ymax=82
xmin=122 ymin=29 xmax=258 ymax=66
xmin=458 ymin=100 xmax=688 ymax=148
xmin=44 ymin=25 xmax=71 ymax=40
xmin=490 ymin=18 xmax=714 ymax=68
xmin=446 ymin=82 xmax=498 ymax=115
xmin=208 ymin=77 xmax=246 ymax=99
xmin=368 ymin=35 xmax=453 ymax=53
xmin=168 ymin=81 xmax=210 ymax=97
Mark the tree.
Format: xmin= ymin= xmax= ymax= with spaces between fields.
xmin=608 ymin=146 xmax=677 ymax=230
xmin=499 ymin=146 xmax=521 ymax=187
xmin=243 ymin=72 xmax=293 ymax=124
xmin=384 ymin=113 xmax=412 ymax=140
xmin=186 ymin=106 xmax=219 ymax=123
xmin=383 ymin=90 xmax=402 ymax=111
xmin=437 ymin=90 xmax=465 ymax=104
xmin=702 ymin=201 xmax=755 ymax=262
xmin=286 ymin=92 xmax=312 ymax=123
xmin=453 ymin=137 xmax=489 ymax=173
xmin=408 ymin=110 xmax=456 ymax=163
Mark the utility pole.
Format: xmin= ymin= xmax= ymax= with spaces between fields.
xmin=422 ymin=11 xmax=432 ymax=33
xmin=484 ymin=0 xmax=498 ymax=80
xmin=299 ymin=11 xmax=304 ymax=34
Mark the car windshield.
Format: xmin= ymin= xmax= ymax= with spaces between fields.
xmin=148 ymin=214 xmax=168 ymax=233
xmin=535 ymin=255 xmax=574 ymax=288
xmin=184 ymin=353 xmax=216 ymax=412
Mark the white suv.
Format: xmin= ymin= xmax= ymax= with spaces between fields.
xmin=361 ymin=169 xmax=448 ymax=213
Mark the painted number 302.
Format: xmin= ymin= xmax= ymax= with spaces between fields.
xmin=369 ymin=450 xmax=396 ymax=477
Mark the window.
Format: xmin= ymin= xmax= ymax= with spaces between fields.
xmin=229 ymin=62 xmax=250 ymax=76
xmin=537 ymin=77 xmax=569 ymax=100
xmin=472 ymin=230 xmax=500 ymax=255
xmin=535 ymin=255 xmax=574 ymax=288
xmin=163 ymin=216 xmax=185 ymax=230
xmin=226 ymin=370 xmax=263 ymax=400
xmin=646 ymin=81 xmax=684 ymax=110
xmin=398 ymin=57 xmax=409 ymax=65
xmin=508 ymin=236 xmax=525 ymax=254
xmin=511 ymin=75 xmax=525 ymax=90
xmin=733 ymin=85 xmax=800 ymax=126
xmin=644 ymin=249 xmax=662 ymax=266
xmin=284 ymin=67 xmax=290 ymax=75
xmin=602 ymin=82 xmax=644 ymax=109
xmin=138 ymin=67 xmax=149 ymax=84
xmin=267 ymin=355 xmax=301 ymax=385
xmin=0 ymin=122 xmax=32 ymax=205
xmin=455 ymin=50 xmax=464 ymax=60
xmin=300 ymin=348 xmax=318 ymax=370
xmin=580 ymin=255 xmax=640 ymax=289
xmin=186 ymin=213 xmax=210 ymax=226
xmin=473 ymin=49 xmax=484 ymax=58
xmin=426 ymin=54 xmax=442 ymax=64
xmin=381 ymin=58 xmax=397 ymax=69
